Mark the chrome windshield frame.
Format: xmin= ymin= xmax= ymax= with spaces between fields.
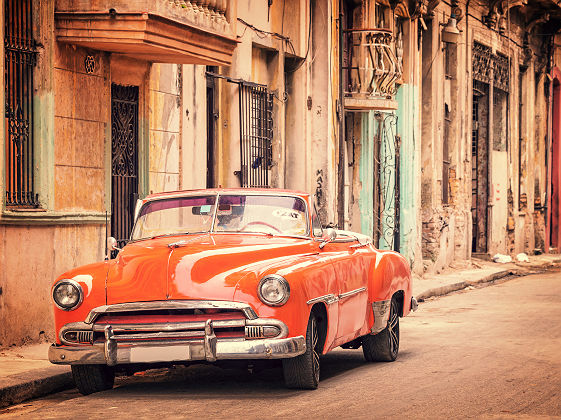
xmin=129 ymin=191 xmax=312 ymax=242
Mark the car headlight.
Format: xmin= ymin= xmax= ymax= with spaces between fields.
xmin=52 ymin=279 xmax=83 ymax=311
xmin=257 ymin=274 xmax=290 ymax=306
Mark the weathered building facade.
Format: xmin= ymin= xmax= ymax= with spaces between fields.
xmin=2 ymin=0 xmax=561 ymax=347
xmin=0 ymin=0 xmax=238 ymax=346
xmin=419 ymin=0 xmax=561 ymax=272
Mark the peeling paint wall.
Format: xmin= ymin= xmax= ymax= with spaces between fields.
xmin=148 ymin=63 xmax=181 ymax=193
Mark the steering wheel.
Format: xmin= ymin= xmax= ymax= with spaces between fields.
xmin=239 ymin=221 xmax=282 ymax=234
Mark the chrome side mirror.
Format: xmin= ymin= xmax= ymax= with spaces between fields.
xmin=106 ymin=237 xmax=122 ymax=260
xmin=319 ymin=228 xmax=337 ymax=249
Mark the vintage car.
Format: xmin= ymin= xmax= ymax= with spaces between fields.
xmin=49 ymin=188 xmax=416 ymax=394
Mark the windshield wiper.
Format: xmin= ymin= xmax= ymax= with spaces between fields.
xmin=148 ymin=232 xmax=190 ymax=240
xmin=141 ymin=231 xmax=209 ymax=241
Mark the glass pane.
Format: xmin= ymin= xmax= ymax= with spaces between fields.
xmin=131 ymin=196 xmax=216 ymax=240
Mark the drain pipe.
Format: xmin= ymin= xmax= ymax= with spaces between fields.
xmin=337 ymin=0 xmax=345 ymax=229
xmin=545 ymin=34 xmax=554 ymax=252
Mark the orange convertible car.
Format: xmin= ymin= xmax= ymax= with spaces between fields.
xmin=49 ymin=189 xmax=416 ymax=394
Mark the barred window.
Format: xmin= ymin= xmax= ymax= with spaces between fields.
xmin=4 ymin=0 xmax=38 ymax=207
xmin=238 ymin=83 xmax=273 ymax=188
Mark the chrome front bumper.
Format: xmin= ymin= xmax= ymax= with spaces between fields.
xmin=50 ymin=321 xmax=305 ymax=365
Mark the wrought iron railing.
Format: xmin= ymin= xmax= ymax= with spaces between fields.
xmin=343 ymin=29 xmax=403 ymax=100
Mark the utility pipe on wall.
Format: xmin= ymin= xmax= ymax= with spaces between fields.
xmin=337 ymin=0 xmax=345 ymax=229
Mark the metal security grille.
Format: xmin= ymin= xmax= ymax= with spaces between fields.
xmin=374 ymin=113 xmax=400 ymax=252
xmin=471 ymin=93 xmax=479 ymax=252
xmin=238 ymin=83 xmax=273 ymax=188
xmin=111 ymin=84 xmax=139 ymax=248
xmin=4 ymin=0 xmax=38 ymax=207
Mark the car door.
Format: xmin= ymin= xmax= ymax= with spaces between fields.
xmin=323 ymin=234 xmax=369 ymax=344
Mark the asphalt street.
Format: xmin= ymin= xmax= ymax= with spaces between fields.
xmin=1 ymin=271 xmax=560 ymax=419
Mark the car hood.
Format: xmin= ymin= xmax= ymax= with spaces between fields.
xmin=106 ymin=233 xmax=315 ymax=305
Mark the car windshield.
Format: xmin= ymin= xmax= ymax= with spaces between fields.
xmin=131 ymin=194 xmax=309 ymax=240
xmin=214 ymin=195 xmax=308 ymax=236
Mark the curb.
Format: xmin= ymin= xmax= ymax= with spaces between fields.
xmin=415 ymin=269 xmax=521 ymax=302
xmin=0 ymin=367 xmax=74 ymax=409
xmin=415 ymin=264 xmax=560 ymax=302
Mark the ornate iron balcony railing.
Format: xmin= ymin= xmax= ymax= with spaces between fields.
xmin=343 ymin=29 xmax=403 ymax=100
xmin=55 ymin=0 xmax=237 ymax=66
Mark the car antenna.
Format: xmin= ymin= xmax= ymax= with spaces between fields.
xmin=104 ymin=210 xmax=108 ymax=260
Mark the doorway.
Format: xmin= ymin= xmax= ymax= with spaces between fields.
xmin=471 ymin=81 xmax=489 ymax=253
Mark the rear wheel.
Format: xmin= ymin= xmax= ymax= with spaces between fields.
xmin=71 ymin=364 xmax=115 ymax=395
xmin=363 ymin=298 xmax=400 ymax=362
xmin=282 ymin=313 xmax=320 ymax=389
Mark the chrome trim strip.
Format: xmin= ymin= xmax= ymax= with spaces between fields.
xmin=59 ymin=318 xmax=289 ymax=346
xmin=371 ymin=299 xmax=391 ymax=334
xmin=246 ymin=318 xmax=289 ymax=338
xmin=49 ymin=336 xmax=306 ymax=364
xmin=85 ymin=300 xmax=258 ymax=324
xmin=59 ymin=322 xmax=93 ymax=345
xmin=338 ymin=287 xmax=367 ymax=300
xmin=109 ymin=331 xmax=208 ymax=341
xmin=349 ymin=243 xmax=368 ymax=249
xmin=306 ymin=294 xmax=339 ymax=305
xmin=92 ymin=319 xmax=246 ymax=333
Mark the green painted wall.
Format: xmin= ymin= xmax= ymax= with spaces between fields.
xmin=396 ymin=84 xmax=419 ymax=264
xmin=359 ymin=111 xmax=375 ymax=237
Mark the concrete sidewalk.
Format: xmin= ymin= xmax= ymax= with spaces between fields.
xmin=1 ymin=253 xmax=560 ymax=408
xmin=0 ymin=343 xmax=72 ymax=408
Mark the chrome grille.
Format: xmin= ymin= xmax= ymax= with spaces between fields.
xmin=93 ymin=309 xmax=247 ymax=343
xmin=77 ymin=331 xmax=93 ymax=343
xmin=63 ymin=330 xmax=93 ymax=344
xmin=245 ymin=326 xmax=264 ymax=339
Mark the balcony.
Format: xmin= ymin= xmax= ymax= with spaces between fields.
xmin=343 ymin=29 xmax=403 ymax=111
xmin=55 ymin=0 xmax=239 ymax=66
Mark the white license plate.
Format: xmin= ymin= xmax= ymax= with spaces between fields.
xmin=129 ymin=345 xmax=191 ymax=363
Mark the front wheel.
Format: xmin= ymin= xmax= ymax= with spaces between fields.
xmin=282 ymin=313 xmax=320 ymax=389
xmin=363 ymin=298 xmax=400 ymax=362
xmin=71 ymin=364 xmax=115 ymax=395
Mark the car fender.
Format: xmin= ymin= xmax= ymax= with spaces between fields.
xmin=233 ymin=252 xmax=338 ymax=351
xmin=51 ymin=261 xmax=113 ymax=343
xmin=366 ymin=248 xmax=413 ymax=322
